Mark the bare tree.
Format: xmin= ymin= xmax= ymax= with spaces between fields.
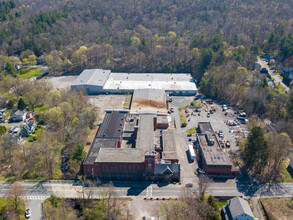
xmin=6 ymin=182 xmax=26 ymax=212
xmin=198 ymin=175 xmax=211 ymax=200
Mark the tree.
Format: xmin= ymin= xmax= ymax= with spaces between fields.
xmin=243 ymin=126 xmax=269 ymax=177
xmin=0 ymin=126 xmax=7 ymax=136
xmin=71 ymin=145 xmax=86 ymax=161
xmin=250 ymin=45 xmax=261 ymax=55
xmin=28 ymin=55 xmax=37 ymax=65
xmin=198 ymin=48 xmax=214 ymax=75
xmin=6 ymin=182 xmax=26 ymax=214
xmin=17 ymin=97 xmax=26 ymax=110
xmin=198 ymin=175 xmax=211 ymax=200
xmin=5 ymin=62 xmax=16 ymax=76
xmin=159 ymin=200 xmax=187 ymax=220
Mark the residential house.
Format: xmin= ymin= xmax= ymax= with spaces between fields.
xmin=21 ymin=121 xmax=36 ymax=137
xmin=11 ymin=110 xmax=26 ymax=122
xmin=222 ymin=197 xmax=254 ymax=220
xmin=282 ymin=67 xmax=293 ymax=80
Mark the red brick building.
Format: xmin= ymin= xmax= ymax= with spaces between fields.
xmin=197 ymin=122 xmax=238 ymax=177
xmin=83 ymin=111 xmax=180 ymax=182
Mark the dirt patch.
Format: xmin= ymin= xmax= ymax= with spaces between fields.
xmin=126 ymin=199 xmax=161 ymax=220
xmin=261 ymin=197 xmax=293 ymax=220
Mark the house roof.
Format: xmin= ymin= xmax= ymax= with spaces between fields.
xmin=227 ymin=197 xmax=254 ymax=219
xmin=12 ymin=110 xmax=26 ymax=117
xmin=154 ymin=164 xmax=180 ymax=175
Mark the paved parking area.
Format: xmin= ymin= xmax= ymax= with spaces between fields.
xmin=169 ymin=95 xmax=248 ymax=184
xmin=46 ymin=75 xmax=78 ymax=89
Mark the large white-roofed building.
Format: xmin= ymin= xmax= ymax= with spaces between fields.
xmin=71 ymin=69 xmax=197 ymax=95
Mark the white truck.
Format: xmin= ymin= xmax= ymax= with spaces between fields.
xmin=188 ymin=144 xmax=196 ymax=161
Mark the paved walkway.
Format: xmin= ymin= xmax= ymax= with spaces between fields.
xmin=251 ymin=197 xmax=265 ymax=220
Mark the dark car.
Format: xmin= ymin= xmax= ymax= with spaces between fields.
xmin=185 ymin=183 xmax=193 ymax=188
xmin=260 ymin=68 xmax=268 ymax=74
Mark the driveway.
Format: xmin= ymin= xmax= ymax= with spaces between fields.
xmin=26 ymin=199 xmax=45 ymax=220
xmin=257 ymin=57 xmax=289 ymax=92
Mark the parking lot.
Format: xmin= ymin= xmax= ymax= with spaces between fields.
xmin=168 ymin=95 xmax=250 ymax=184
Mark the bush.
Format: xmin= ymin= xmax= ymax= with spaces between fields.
xmin=181 ymin=122 xmax=187 ymax=127
xmin=48 ymin=195 xmax=60 ymax=208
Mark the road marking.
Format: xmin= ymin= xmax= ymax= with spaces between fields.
xmin=20 ymin=196 xmax=49 ymax=200
xmin=146 ymin=186 xmax=152 ymax=197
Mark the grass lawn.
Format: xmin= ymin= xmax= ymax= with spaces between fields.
xmin=186 ymin=127 xmax=197 ymax=134
xmin=123 ymin=94 xmax=132 ymax=110
xmin=191 ymin=100 xmax=203 ymax=107
xmin=280 ymin=159 xmax=293 ymax=182
xmin=33 ymin=106 xmax=48 ymax=115
xmin=178 ymin=106 xmax=187 ymax=127
xmin=216 ymin=201 xmax=227 ymax=210
xmin=18 ymin=67 xmax=43 ymax=79
xmin=261 ymin=197 xmax=293 ymax=220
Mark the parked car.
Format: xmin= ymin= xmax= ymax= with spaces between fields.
xmin=185 ymin=183 xmax=193 ymax=188
xmin=219 ymin=130 xmax=224 ymax=138
xmin=260 ymin=68 xmax=268 ymax=74
xmin=226 ymin=141 xmax=231 ymax=148
xmin=170 ymin=107 xmax=174 ymax=112
xmin=207 ymin=113 xmax=210 ymax=118
xmin=25 ymin=209 xmax=31 ymax=219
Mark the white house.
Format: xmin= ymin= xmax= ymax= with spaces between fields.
xmin=223 ymin=197 xmax=254 ymax=220
xmin=11 ymin=110 xmax=26 ymax=122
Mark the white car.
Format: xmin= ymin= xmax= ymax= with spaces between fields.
xmin=25 ymin=209 xmax=31 ymax=219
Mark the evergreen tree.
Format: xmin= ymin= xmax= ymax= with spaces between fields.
xmin=243 ymin=126 xmax=269 ymax=175
xmin=17 ymin=98 xmax=26 ymax=111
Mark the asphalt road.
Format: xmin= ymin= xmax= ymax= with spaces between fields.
xmin=257 ymin=57 xmax=289 ymax=92
xmin=1 ymin=181 xmax=293 ymax=199
xmin=1 ymin=180 xmax=293 ymax=219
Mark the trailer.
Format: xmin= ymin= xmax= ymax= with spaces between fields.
xmin=189 ymin=144 xmax=196 ymax=161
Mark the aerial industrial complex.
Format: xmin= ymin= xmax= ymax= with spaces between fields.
xmin=77 ymin=69 xmax=239 ymax=183
xmin=71 ymin=69 xmax=197 ymax=95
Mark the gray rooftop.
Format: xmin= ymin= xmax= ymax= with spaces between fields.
xmin=83 ymin=138 xmax=119 ymax=164
xmin=72 ymin=69 xmax=111 ymax=86
xmin=162 ymin=130 xmax=177 ymax=161
xmin=227 ymin=197 xmax=254 ymax=219
xmin=97 ymin=111 xmax=127 ymax=138
xmin=96 ymin=148 xmax=145 ymax=163
xmin=197 ymin=133 xmax=232 ymax=167
xmin=136 ymin=115 xmax=155 ymax=152
xmin=154 ymin=163 xmax=180 ymax=175
xmin=198 ymin=122 xmax=214 ymax=134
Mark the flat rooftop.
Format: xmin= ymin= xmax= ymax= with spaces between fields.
xmin=84 ymin=138 xmax=119 ymax=164
xmin=136 ymin=115 xmax=155 ymax=152
xmin=198 ymin=122 xmax=215 ymax=134
xmin=72 ymin=69 xmax=111 ymax=86
xmin=197 ymin=133 xmax=232 ymax=167
xmin=103 ymin=72 xmax=197 ymax=91
xmin=131 ymin=89 xmax=167 ymax=115
xmin=162 ymin=130 xmax=177 ymax=161
xmin=96 ymin=148 xmax=145 ymax=163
